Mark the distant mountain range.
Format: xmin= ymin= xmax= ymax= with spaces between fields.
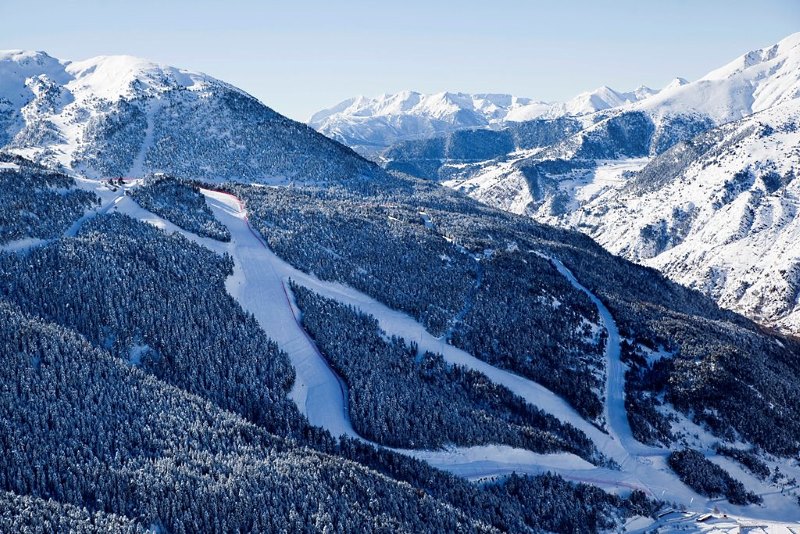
xmin=314 ymin=33 xmax=800 ymax=335
xmin=308 ymin=82 xmax=685 ymax=155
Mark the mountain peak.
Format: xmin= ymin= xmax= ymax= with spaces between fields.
xmin=701 ymin=33 xmax=800 ymax=82
xmin=0 ymin=50 xmax=376 ymax=183
xmin=0 ymin=49 xmax=57 ymax=63
xmin=634 ymin=33 xmax=800 ymax=122
xmin=64 ymin=54 xmax=225 ymax=101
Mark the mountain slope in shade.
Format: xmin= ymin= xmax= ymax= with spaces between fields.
xmin=0 ymin=50 xmax=378 ymax=183
xmin=309 ymin=85 xmax=662 ymax=154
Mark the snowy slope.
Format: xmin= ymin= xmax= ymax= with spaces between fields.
xmin=441 ymin=33 xmax=800 ymax=335
xmin=636 ymin=32 xmax=800 ymax=123
xmin=309 ymin=86 xmax=660 ymax=154
xmin=572 ymin=99 xmax=800 ymax=333
xmin=0 ymin=50 xmax=378 ymax=183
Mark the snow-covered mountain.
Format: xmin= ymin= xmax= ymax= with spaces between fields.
xmin=5 ymin=40 xmax=800 ymax=531
xmin=574 ymin=99 xmax=800 ymax=332
xmin=441 ymin=33 xmax=800 ymax=333
xmin=638 ymin=33 xmax=800 ymax=123
xmin=309 ymin=85 xmax=662 ymax=155
xmin=0 ymin=50 xmax=377 ymax=183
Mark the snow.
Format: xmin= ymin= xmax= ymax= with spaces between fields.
xmin=0 ymin=50 xmax=71 ymax=109
xmin=127 ymin=99 xmax=164 ymax=177
xmin=0 ymin=49 xmax=252 ymax=176
xmin=571 ymin=99 xmax=800 ymax=334
xmin=443 ymin=34 xmax=800 ymax=335
xmin=64 ymin=55 xmax=219 ymax=101
xmin=557 ymin=85 xmax=657 ymax=116
xmin=445 ymin=157 xmax=650 ymax=220
xmin=86 ymin=181 xmax=798 ymax=526
xmin=310 ymin=84 xmax=666 ymax=151
xmin=443 ymin=157 xmax=537 ymax=215
xmin=192 ymin=191 xmax=698 ymax=498
xmin=636 ymin=32 xmax=800 ymax=122
xmin=0 ymin=237 xmax=48 ymax=253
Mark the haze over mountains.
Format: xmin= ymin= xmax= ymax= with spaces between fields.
xmin=2 ymin=35 xmax=800 ymax=532
xmin=311 ymin=32 xmax=800 ymax=335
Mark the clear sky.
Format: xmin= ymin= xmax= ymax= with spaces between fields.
xmin=1 ymin=0 xmax=798 ymax=121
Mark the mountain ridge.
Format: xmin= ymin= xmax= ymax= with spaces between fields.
xmin=0 ymin=49 xmax=380 ymax=184
xmin=309 ymin=83 xmax=674 ymax=154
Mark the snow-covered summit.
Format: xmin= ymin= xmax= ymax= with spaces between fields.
xmin=0 ymin=50 xmax=231 ymax=103
xmin=0 ymin=50 xmax=377 ymax=184
xmin=634 ymin=32 xmax=800 ymax=122
xmin=64 ymin=54 xmax=235 ymax=101
xmin=557 ymin=85 xmax=657 ymax=116
xmin=308 ymin=90 xmax=547 ymax=152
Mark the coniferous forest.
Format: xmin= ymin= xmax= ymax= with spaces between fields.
xmin=3 ymin=26 xmax=800 ymax=531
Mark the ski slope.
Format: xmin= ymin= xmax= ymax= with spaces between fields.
xmin=540 ymin=253 xmax=665 ymax=459
xmin=110 ymin=184 xmax=800 ymax=526
xmin=194 ymin=190 xmax=696 ymax=493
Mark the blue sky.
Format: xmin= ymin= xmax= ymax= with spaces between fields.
xmin=1 ymin=0 xmax=798 ymax=121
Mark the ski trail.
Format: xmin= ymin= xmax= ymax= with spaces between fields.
xmin=114 ymin=186 xmax=708 ymax=506
xmin=195 ymin=189 xmax=621 ymax=478
xmin=538 ymin=253 xmax=666 ymax=459
xmin=201 ymin=190 xmax=626 ymax=461
xmin=128 ymin=101 xmax=160 ymax=178
xmin=0 ymin=237 xmax=49 ymax=253
xmin=206 ymin=191 xmax=359 ymax=439
xmin=1 ymin=178 xmax=132 ymax=253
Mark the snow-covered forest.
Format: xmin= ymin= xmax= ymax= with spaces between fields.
xmin=2 ymin=27 xmax=800 ymax=532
